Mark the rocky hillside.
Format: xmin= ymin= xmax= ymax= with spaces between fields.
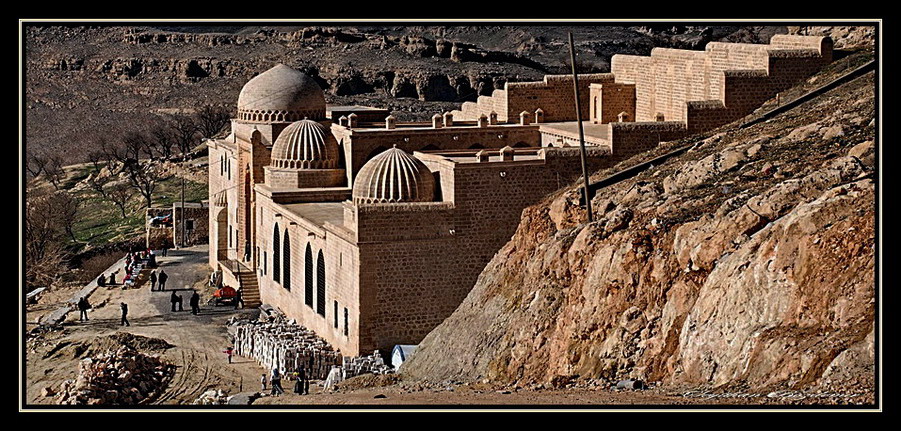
xmin=27 ymin=25 xmax=793 ymax=165
xmin=401 ymin=53 xmax=876 ymax=397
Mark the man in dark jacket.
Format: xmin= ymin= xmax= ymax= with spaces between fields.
xmin=158 ymin=270 xmax=168 ymax=291
xmin=77 ymin=297 xmax=91 ymax=322
xmin=190 ymin=291 xmax=201 ymax=315
xmin=120 ymin=302 xmax=130 ymax=326
xmin=149 ymin=270 xmax=157 ymax=291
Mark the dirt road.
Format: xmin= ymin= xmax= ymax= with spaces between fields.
xmin=25 ymin=246 xmax=267 ymax=405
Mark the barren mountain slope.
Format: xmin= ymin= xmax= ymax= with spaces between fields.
xmin=401 ymin=60 xmax=876 ymax=397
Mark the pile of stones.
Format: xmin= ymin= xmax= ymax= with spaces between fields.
xmin=192 ymin=389 xmax=230 ymax=405
xmin=342 ymin=351 xmax=394 ymax=378
xmin=231 ymin=315 xmax=342 ymax=380
xmin=56 ymin=346 xmax=174 ymax=405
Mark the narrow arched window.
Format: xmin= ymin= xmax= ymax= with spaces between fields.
xmin=272 ymin=223 xmax=280 ymax=283
xmin=316 ymin=250 xmax=326 ymax=316
xmin=282 ymin=229 xmax=291 ymax=291
xmin=304 ymin=243 xmax=313 ymax=307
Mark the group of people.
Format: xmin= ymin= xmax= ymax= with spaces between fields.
xmin=169 ymin=290 xmax=202 ymax=315
xmin=261 ymin=367 xmax=310 ymax=397
xmin=76 ymin=296 xmax=129 ymax=327
xmin=149 ymin=269 xmax=168 ymax=291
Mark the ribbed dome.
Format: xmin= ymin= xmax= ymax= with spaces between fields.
xmin=237 ymin=64 xmax=325 ymax=123
xmin=352 ymin=147 xmax=436 ymax=204
xmin=271 ymin=119 xmax=339 ymax=169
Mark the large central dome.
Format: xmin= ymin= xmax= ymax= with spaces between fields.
xmin=352 ymin=147 xmax=436 ymax=204
xmin=237 ymin=64 xmax=326 ymax=123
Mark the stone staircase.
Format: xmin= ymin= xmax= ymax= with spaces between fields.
xmin=237 ymin=271 xmax=261 ymax=308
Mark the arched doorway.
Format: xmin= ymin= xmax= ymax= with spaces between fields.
xmin=216 ymin=208 xmax=228 ymax=261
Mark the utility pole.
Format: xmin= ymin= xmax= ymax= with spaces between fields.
xmin=568 ymin=32 xmax=594 ymax=222
xmin=180 ymin=151 xmax=186 ymax=249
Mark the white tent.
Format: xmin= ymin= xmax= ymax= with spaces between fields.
xmin=391 ymin=345 xmax=417 ymax=370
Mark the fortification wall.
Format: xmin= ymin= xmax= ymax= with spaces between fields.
xmin=611 ymin=35 xmax=832 ymax=127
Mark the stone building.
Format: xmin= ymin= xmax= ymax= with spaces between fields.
xmin=146 ymin=202 xmax=209 ymax=249
xmin=207 ymin=34 xmax=831 ymax=356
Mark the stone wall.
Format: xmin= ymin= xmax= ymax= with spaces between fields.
xmin=173 ymin=203 xmax=209 ymax=248
xmin=254 ymin=195 xmax=362 ymax=356
xmin=590 ymin=82 xmax=636 ymax=124
xmin=455 ymin=74 xmax=616 ymax=123
xmin=332 ymin=124 xmax=541 ymax=184
xmin=351 ymin=148 xmax=615 ymax=353
xmin=611 ymin=35 xmax=832 ymax=124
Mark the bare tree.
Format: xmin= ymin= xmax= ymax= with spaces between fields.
xmin=87 ymin=174 xmax=110 ymax=200
xmin=171 ymin=115 xmax=200 ymax=156
xmin=149 ymin=122 xmax=177 ymax=160
xmin=48 ymin=191 xmax=79 ymax=242
xmin=43 ymin=154 xmax=67 ymax=190
xmin=24 ymin=187 xmax=71 ymax=289
xmin=105 ymin=181 xmax=134 ymax=218
xmin=25 ymin=150 xmax=48 ymax=178
xmin=195 ymin=105 xmax=231 ymax=139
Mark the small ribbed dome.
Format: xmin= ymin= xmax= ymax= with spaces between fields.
xmin=352 ymin=147 xmax=436 ymax=204
xmin=237 ymin=64 xmax=325 ymax=123
xmin=271 ymin=119 xmax=340 ymax=169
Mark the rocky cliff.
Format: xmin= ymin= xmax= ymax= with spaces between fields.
xmin=401 ymin=58 xmax=876 ymax=396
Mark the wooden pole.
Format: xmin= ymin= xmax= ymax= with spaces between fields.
xmin=568 ymin=32 xmax=594 ymax=222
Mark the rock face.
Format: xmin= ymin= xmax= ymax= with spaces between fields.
xmin=401 ymin=66 xmax=875 ymax=396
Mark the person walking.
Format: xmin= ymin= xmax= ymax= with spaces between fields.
xmin=234 ymin=288 xmax=244 ymax=310
xmin=223 ymin=346 xmax=233 ymax=364
xmin=77 ymin=297 xmax=91 ymax=322
xmin=120 ymin=302 xmax=130 ymax=326
xmin=260 ymin=373 xmax=268 ymax=392
xmin=149 ymin=270 xmax=157 ymax=291
xmin=170 ymin=291 xmax=183 ymax=312
xmin=158 ymin=270 xmax=168 ymax=291
xmin=270 ymin=368 xmax=284 ymax=396
xmin=190 ymin=291 xmax=201 ymax=315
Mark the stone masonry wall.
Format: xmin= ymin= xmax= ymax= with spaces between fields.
xmin=255 ymin=195 xmax=362 ymax=356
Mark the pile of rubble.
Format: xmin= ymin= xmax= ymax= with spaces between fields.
xmin=56 ymin=346 xmax=174 ymax=405
xmin=231 ymin=314 xmax=342 ymax=380
xmin=193 ymin=389 xmax=230 ymax=405
xmin=343 ymin=351 xmax=394 ymax=378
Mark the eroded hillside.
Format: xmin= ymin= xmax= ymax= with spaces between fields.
xmin=401 ymin=55 xmax=876 ymax=398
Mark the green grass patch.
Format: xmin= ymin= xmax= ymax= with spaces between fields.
xmin=70 ymin=173 xmax=207 ymax=248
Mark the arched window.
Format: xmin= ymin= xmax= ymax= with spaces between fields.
xmin=316 ymin=250 xmax=326 ymax=316
xmin=282 ymin=229 xmax=291 ymax=291
xmin=272 ymin=223 xmax=280 ymax=283
xmin=304 ymin=243 xmax=313 ymax=307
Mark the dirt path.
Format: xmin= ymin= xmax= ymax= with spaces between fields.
xmin=25 ymin=246 xmax=267 ymax=405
